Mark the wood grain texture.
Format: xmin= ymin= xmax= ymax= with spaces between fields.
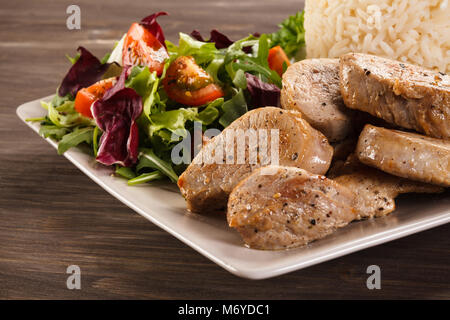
xmin=0 ymin=0 xmax=449 ymax=299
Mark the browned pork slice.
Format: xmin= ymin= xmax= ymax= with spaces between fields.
xmin=227 ymin=166 xmax=357 ymax=250
xmin=356 ymin=125 xmax=450 ymax=187
xmin=340 ymin=53 xmax=450 ymax=139
xmin=281 ymin=58 xmax=354 ymax=142
xmin=178 ymin=107 xmax=333 ymax=213
xmin=330 ymin=155 xmax=443 ymax=219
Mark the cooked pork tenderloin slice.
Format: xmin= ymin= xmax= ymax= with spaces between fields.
xmin=227 ymin=166 xmax=357 ymax=250
xmin=340 ymin=53 xmax=450 ymax=139
xmin=178 ymin=107 xmax=333 ymax=213
xmin=330 ymin=155 xmax=443 ymax=219
xmin=281 ymin=58 xmax=354 ymax=142
xmin=356 ymin=125 xmax=450 ymax=187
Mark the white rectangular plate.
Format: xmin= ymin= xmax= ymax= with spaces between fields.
xmin=17 ymin=97 xmax=450 ymax=279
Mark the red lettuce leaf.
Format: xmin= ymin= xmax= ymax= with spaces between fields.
xmin=102 ymin=65 xmax=130 ymax=100
xmin=245 ymin=73 xmax=281 ymax=108
xmin=58 ymin=47 xmax=110 ymax=98
xmin=190 ymin=29 xmax=206 ymax=42
xmin=140 ymin=12 xmax=168 ymax=49
xmin=91 ymin=67 xmax=142 ymax=167
xmin=209 ymin=30 xmax=234 ymax=49
xmin=190 ymin=29 xmax=234 ymax=49
xmin=189 ymin=29 xmax=257 ymax=53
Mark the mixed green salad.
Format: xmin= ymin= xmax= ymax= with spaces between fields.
xmin=29 ymin=11 xmax=305 ymax=185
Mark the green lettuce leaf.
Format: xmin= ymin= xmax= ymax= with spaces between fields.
xmin=127 ymin=171 xmax=164 ymax=186
xmin=115 ymin=166 xmax=137 ymax=180
xmin=137 ymin=148 xmax=178 ymax=182
xmin=171 ymin=33 xmax=219 ymax=65
xmin=39 ymin=125 xmax=69 ymax=140
xmin=219 ymin=89 xmax=247 ymax=127
xmin=270 ymin=11 xmax=305 ymax=59
xmin=197 ymin=98 xmax=222 ymax=125
xmin=232 ymin=69 xmax=248 ymax=89
xmin=224 ymin=34 xmax=281 ymax=87
xmin=41 ymin=97 xmax=95 ymax=128
xmin=57 ymin=127 xmax=94 ymax=154
xmin=149 ymin=108 xmax=198 ymax=138
xmin=125 ymin=66 xmax=163 ymax=119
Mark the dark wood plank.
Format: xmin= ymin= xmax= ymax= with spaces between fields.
xmin=0 ymin=0 xmax=448 ymax=299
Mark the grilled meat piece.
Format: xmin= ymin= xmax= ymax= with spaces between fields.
xmin=340 ymin=53 xmax=450 ymax=139
xmin=356 ymin=125 xmax=450 ymax=187
xmin=330 ymin=155 xmax=443 ymax=219
xmin=281 ymin=58 xmax=354 ymax=142
xmin=227 ymin=166 xmax=357 ymax=250
xmin=178 ymin=107 xmax=333 ymax=213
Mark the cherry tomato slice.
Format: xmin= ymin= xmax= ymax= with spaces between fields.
xmin=163 ymin=56 xmax=224 ymax=106
xmin=268 ymin=45 xmax=291 ymax=77
xmin=122 ymin=22 xmax=169 ymax=76
xmin=74 ymin=77 xmax=116 ymax=118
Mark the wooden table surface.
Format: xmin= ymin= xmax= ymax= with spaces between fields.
xmin=0 ymin=0 xmax=448 ymax=300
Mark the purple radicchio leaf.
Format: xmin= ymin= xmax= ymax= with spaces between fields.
xmin=245 ymin=73 xmax=281 ymax=108
xmin=190 ymin=30 xmax=205 ymax=42
xmin=140 ymin=12 xmax=168 ymax=49
xmin=58 ymin=47 xmax=110 ymax=98
xmin=190 ymin=30 xmax=259 ymax=52
xmin=190 ymin=29 xmax=234 ymax=49
xmin=102 ymin=65 xmax=130 ymax=100
xmin=91 ymin=67 xmax=143 ymax=167
xmin=209 ymin=30 xmax=234 ymax=49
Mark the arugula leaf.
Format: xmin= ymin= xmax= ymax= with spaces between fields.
xmin=92 ymin=126 xmax=101 ymax=157
xmin=256 ymin=34 xmax=270 ymax=68
xmin=41 ymin=99 xmax=95 ymax=128
xmin=100 ymin=52 xmax=111 ymax=64
xmin=50 ymin=93 xmax=72 ymax=107
xmin=224 ymin=34 xmax=281 ymax=87
xmin=138 ymin=148 xmax=178 ymax=182
xmin=127 ymin=171 xmax=164 ymax=186
xmin=115 ymin=166 xmax=137 ymax=180
xmin=39 ymin=125 xmax=69 ymax=140
xmin=66 ymin=53 xmax=80 ymax=65
xmin=223 ymin=35 xmax=259 ymax=79
xmin=232 ymin=69 xmax=247 ymax=89
xmin=57 ymin=127 xmax=94 ymax=154
xmin=219 ymin=89 xmax=248 ymax=127
xmin=270 ymin=11 xmax=305 ymax=59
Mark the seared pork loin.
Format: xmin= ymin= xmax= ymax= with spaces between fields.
xmin=227 ymin=166 xmax=357 ymax=250
xmin=178 ymin=107 xmax=333 ymax=213
xmin=281 ymin=59 xmax=354 ymax=142
xmin=340 ymin=53 xmax=450 ymax=139
xmin=330 ymin=155 xmax=443 ymax=219
xmin=356 ymin=125 xmax=450 ymax=187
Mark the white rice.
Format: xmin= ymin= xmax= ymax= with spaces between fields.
xmin=305 ymin=0 xmax=450 ymax=73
